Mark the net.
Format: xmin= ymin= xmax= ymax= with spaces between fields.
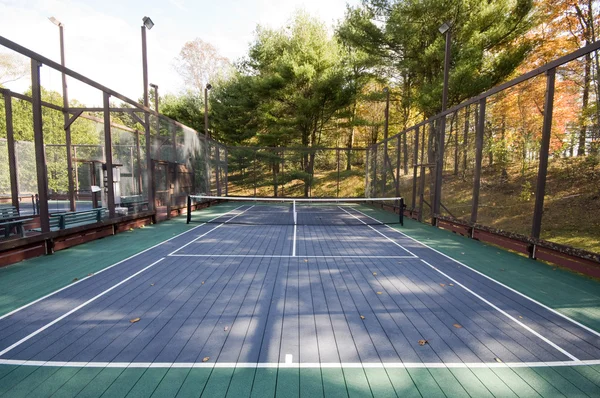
xmin=186 ymin=195 xmax=404 ymax=226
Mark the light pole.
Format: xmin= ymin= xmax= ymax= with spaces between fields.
xmin=382 ymin=87 xmax=390 ymax=196
xmin=204 ymin=83 xmax=212 ymax=137
xmin=49 ymin=16 xmax=76 ymax=212
xmin=433 ymin=21 xmax=452 ymax=225
xmin=141 ymin=16 xmax=155 ymax=211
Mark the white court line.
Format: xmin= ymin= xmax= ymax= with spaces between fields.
xmin=350 ymin=206 xmax=600 ymax=340
xmin=338 ymin=206 xmax=417 ymax=257
xmin=0 ymin=258 xmax=165 ymax=358
xmin=421 ymin=259 xmax=579 ymax=361
xmin=0 ymin=358 xmax=599 ymax=369
xmin=0 ymin=217 xmax=219 ymax=322
xmin=169 ymin=254 xmax=416 ymax=259
xmin=168 ymin=205 xmax=253 ymax=256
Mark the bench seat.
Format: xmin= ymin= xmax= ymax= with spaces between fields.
xmin=32 ymin=208 xmax=107 ymax=232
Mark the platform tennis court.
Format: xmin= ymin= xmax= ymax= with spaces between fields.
xmin=0 ymin=201 xmax=600 ymax=397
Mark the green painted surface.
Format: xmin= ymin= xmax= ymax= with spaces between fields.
xmin=0 ymin=206 xmax=600 ymax=396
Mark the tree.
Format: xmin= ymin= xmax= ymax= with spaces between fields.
xmin=174 ymin=39 xmax=232 ymax=94
xmin=0 ymin=52 xmax=27 ymax=86
xmin=338 ymin=0 xmax=536 ymax=117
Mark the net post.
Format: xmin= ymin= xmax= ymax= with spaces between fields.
xmin=399 ymin=197 xmax=404 ymax=226
xmin=186 ymin=195 xmax=191 ymax=224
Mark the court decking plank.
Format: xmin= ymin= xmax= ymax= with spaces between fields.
xmin=372 ymin=222 xmax=600 ymax=360
xmin=175 ymin=368 xmax=212 ymax=397
xmin=524 ymin=367 xmax=587 ymax=397
xmin=152 ymin=256 xmax=245 ymax=362
xmin=225 ymin=367 xmax=255 ymax=397
xmin=120 ymin=258 xmax=233 ymax=363
xmin=250 ymin=368 xmax=277 ymax=398
xmin=300 ymin=368 xmax=324 ymax=398
xmin=26 ymin=367 xmax=82 ymax=398
xmin=405 ymin=368 xmax=445 ymax=398
xmin=342 ymin=368 xmax=374 ymax=398
xmin=126 ymin=368 xmax=169 ymax=397
xmin=383 ymin=368 xmax=421 ymax=398
xmin=150 ymin=368 xmax=190 ymax=397
xmin=3 ymin=366 xmax=64 ymax=398
xmin=0 ymin=365 xmax=43 ymax=396
xmin=276 ymin=258 xmax=300 ymax=397
xmin=397 ymin=258 xmax=567 ymax=362
xmin=468 ymin=368 xmax=519 ymax=398
xmin=321 ymin=368 xmax=348 ymax=398
xmin=489 ymin=368 xmax=543 ymax=398
xmin=175 ymin=257 xmax=257 ymax=363
xmin=571 ymin=365 xmax=600 ymax=392
xmin=199 ymin=367 xmax=236 ymax=397
xmin=52 ymin=367 xmax=104 ymax=397
xmin=448 ymin=368 xmax=494 ymax=398
xmin=397 ymin=259 xmax=545 ymax=363
xmin=256 ymin=257 xmax=287 ymax=364
xmin=96 ymin=367 xmax=146 ymax=398
xmin=363 ymin=368 xmax=397 ymax=397
xmin=133 ymin=257 xmax=240 ymax=363
xmin=11 ymin=256 xmax=195 ymax=361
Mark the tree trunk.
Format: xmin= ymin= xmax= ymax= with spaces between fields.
xmin=579 ymin=51 xmax=591 ymax=156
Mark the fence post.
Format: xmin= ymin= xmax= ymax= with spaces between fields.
xmin=471 ymin=98 xmax=486 ymax=225
xmin=531 ymin=68 xmax=556 ymax=253
xmin=224 ymin=146 xmax=228 ymax=196
xmin=411 ymin=127 xmax=419 ymax=211
xmin=4 ymin=92 xmax=20 ymax=212
xmin=336 ymin=148 xmax=340 ymax=198
xmin=31 ymin=60 xmax=50 ymax=233
xmin=365 ymin=147 xmax=370 ymax=197
xmin=395 ymin=135 xmax=401 ymax=197
xmin=103 ymin=91 xmax=115 ymax=218
xmin=433 ymin=113 xmax=447 ymax=222
xmin=253 ymin=149 xmax=257 ymax=197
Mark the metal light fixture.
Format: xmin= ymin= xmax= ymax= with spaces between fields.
xmin=142 ymin=16 xmax=154 ymax=30
xmin=206 ymin=83 xmax=212 ymax=90
xmin=438 ymin=22 xmax=450 ymax=34
xmin=48 ymin=16 xmax=62 ymax=27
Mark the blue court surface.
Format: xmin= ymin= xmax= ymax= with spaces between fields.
xmin=0 ymin=203 xmax=599 ymax=397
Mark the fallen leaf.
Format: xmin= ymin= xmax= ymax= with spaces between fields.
xmin=87 ymin=273 xmax=94 ymax=276
xmin=150 ymin=283 xmax=155 ymax=286
xmin=201 ymin=281 xmax=205 ymax=285
xmin=453 ymin=323 xmax=462 ymax=329
xmin=461 ymin=252 xmax=465 ymax=255
xmin=372 ymin=272 xmax=377 ymax=276
xmin=376 ymin=291 xmax=383 ymax=295
xmin=72 ymin=278 xmax=78 ymax=282
xmin=519 ymin=316 xmax=523 ymax=319
xmin=304 ymin=259 xmax=308 ymax=262
xmin=449 ymin=283 xmax=454 ymax=286
xmin=494 ymin=357 xmax=502 ymax=363
xmin=360 ymin=315 xmax=366 ymax=320
xmin=439 ymin=283 xmax=446 ymax=287
xmin=202 ymin=357 xmax=210 ymax=362
xmin=224 ymin=326 xmax=229 ymax=331
xmin=418 ymin=339 xmax=428 ymax=346
xmin=130 ymin=318 xmax=141 ymax=323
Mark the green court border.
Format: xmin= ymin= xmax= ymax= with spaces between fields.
xmin=0 ymin=203 xmax=599 ymax=397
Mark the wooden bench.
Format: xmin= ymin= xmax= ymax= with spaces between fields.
xmin=120 ymin=196 xmax=149 ymax=214
xmin=0 ymin=205 xmax=33 ymax=238
xmin=0 ymin=205 xmax=19 ymax=220
xmin=33 ymin=208 xmax=107 ymax=232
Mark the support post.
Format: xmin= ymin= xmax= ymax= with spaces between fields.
xmin=531 ymin=68 xmax=556 ymax=243
xmin=216 ymin=144 xmax=221 ymax=196
xmin=31 ymin=60 xmax=50 ymax=233
xmin=253 ymin=149 xmax=257 ymax=197
xmin=4 ymin=93 xmax=20 ymax=211
xmin=382 ymin=88 xmax=390 ymax=196
xmin=103 ymin=92 xmax=115 ymax=218
xmin=365 ymin=147 xmax=370 ymax=197
xmin=471 ymin=98 xmax=486 ymax=224
xmin=336 ymin=148 xmax=340 ymax=198
xmin=395 ymin=135 xmax=401 ymax=197
xmin=224 ymin=146 xmax=228 ymax=196
xmin=411 ymin=127 xmax=419 ymax=210
xmin=142 ymin=26 xmax=154 ymax=211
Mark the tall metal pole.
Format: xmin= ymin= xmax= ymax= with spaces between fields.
xmin=103 ymin=91 xmax=115 ymax=218
xmin=382 ymin=87 xmax=390 ymax=196
xmin=433 ymin=25 xmax=452 ymax=224
xmin=4 ymin=92 xmax=19 ymax=211
xmin=142 ymin=24 xmax=154 ymax=211
xmin=31 ymin=60 xmax=50 ymax=233
xmin=53 ymin=22 xmax=76 ymax=212
xmin=203 ymin=84 xmax=211 ymax=194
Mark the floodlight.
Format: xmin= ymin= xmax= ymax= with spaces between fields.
xmin=142 ymin=16 xmax=154 ymax=30
xmin=149 ymin=83 xmax=158 ymax=89
xmin=206 ymin=83 xmax=212 ymax=90
xmin=438 ymin=22 xmax=451 ymax=34
xmin=48 ymin=16 xmax=62 ymax=27
xmin=383 ymin=87 xmax=389 ymax=93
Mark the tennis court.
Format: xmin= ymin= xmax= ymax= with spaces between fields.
xmin=0 ymin=198 xmax=599 ymax=397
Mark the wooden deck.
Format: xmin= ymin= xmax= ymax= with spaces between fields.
xmin=0 ymin=203 xmax=599 ymax=397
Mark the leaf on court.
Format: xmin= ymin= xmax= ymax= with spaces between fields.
xmin=519 ymin=316 xmax=523 ymax=319
xmin=224 ymin=326 xmax=229 ymax=331
xmin=376 ymin=291 xmax=383 ymax=295
xmin=461 ymin=252 xmax=465 ymax=255
xmin=439 ymin=283 xmax=446 ymax=287
xmin=202 ymin=357 xmax=210 ymax=362
xmin=201 ymin=281 xmax=205 ymax=285
xmin=418 ymin=339 xmax=428 ymax=346
xmin=449 ymin=283 xmax=454 ymax=286
xmin=304 ymin=259 xmax=308 ymax=262
xmin=360 ymin=315 xmax=366 ymax=320
xmin=72 ymin=278 xmax=78 ymax=282
xmin=87 ymin=273 xmax=94 ymax=277
xmin=453 ymin=323 xmax=462 ymax=329
xmin=129 ymin=228 xmax=134 ymax=231
xmin=372 ymin=272 xmax=377 ymax=276
xmin=130 ymin=318 xmax=141 ymax=323
xmin=494 ymin=357 xmax=502 ymax=363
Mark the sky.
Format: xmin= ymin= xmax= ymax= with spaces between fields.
xmin=0 ymin=0 xmax=358 ymax=106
